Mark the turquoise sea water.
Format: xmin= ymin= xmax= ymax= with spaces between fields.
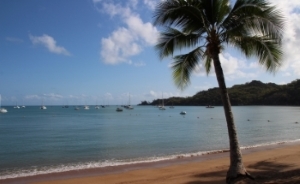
xmin=0 ymin=105 xmax=299 ymax=179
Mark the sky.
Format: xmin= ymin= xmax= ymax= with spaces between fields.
xmin=0 ymin=0 xmax=300 ymax=106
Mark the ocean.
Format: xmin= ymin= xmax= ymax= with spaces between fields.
xmin=0 ymin=105 xmax=299 ymax=180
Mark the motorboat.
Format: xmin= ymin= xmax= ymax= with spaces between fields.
xmin=180 ymin=111 xmax=186 ymax=115
xmin=0 ymin=108 xmax=7 ymax=113
xmin=116 ymin=107 xmax=123 ymax=112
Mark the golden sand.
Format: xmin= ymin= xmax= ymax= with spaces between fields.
xmin=2 ymin=143 xmax=300 ymax=184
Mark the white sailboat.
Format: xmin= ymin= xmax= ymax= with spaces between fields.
xmin=40 ymin=99 xmax=47 ymax=110
xmin=95 ymin=100 xmax=100 ymax=109
xmin=124 ymin=94 xmax=134 ymax=109
xmin=0 ymin=95 xmax=8 ymax=113
xmin=40 ymin=105 xmax=47 ymax=110
xmin=159 ymin=93 xmax=166 ymax=110
xmin=14 ymin=102 xmax=20 ymax=109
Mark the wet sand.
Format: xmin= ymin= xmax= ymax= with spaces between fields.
xmin=2 ymin=142 xmax=300 ymax=184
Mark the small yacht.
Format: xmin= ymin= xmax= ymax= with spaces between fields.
xmin=159 ymin=106 xmax=166 ymax=110
xmin=0 ymin=108 xmax=7 ymax=113
xmin=40 ymin=106 xmax=47 ymax=110
xmin=40 ymin=99 xmax=46 ymax=110
xmin=83 ymin=105 xmax=89 ymax=110
xmin=0 ymin=95 xmax=7 ymax=113
xmin=116 ymin=107 xmax=123 ymax=112
xmin=159 ymin=93 xmax=166 ymax=110
xmin=180 ymin=111 xmax=186 ymax=115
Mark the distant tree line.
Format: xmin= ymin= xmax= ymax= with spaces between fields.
xmin=139 ymin=79 xmax=300 ymax=106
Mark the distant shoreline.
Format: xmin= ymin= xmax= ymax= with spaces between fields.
xmin=139 ymin=79 xmax=300 ymax=106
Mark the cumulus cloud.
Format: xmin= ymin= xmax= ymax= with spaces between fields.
xmin=144 ymin=0 xmax=157 ymax=10
xmin=192 ymin=52 xmax=259 ymax=81
xmin=94 ymin=1 xmax=158 ymax=65
xmin=269 ymin=0 xmax=300 ymax=75
xmin=101 ymin=27 xmax=142 ymax=64
xmin=29 ymin=34 xmax=71 ymax=56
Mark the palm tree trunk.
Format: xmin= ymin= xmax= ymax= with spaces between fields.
xmin=212 ymin=53 xmax=253 ymax=183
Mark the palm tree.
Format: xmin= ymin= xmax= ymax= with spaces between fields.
xmin=153 ymin=0 xmax=284 ymax=183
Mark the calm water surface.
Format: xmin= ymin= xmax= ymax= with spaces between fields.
xmin=0 ymin=105 xmax=299 ymax=179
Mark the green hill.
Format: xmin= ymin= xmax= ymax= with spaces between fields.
xmin=139 ymin=79 xmax=300 ymax=106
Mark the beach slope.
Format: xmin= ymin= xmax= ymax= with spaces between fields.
xmin=34 ymin=144 xmax=300 ymax=184
xmin=2 ymin=143 xmax=300 ymax=184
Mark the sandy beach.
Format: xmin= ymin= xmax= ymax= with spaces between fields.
xmin=2 ymin=142 xmax=300 ymax=184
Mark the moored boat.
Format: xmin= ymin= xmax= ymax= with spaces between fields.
xmin=180 ymin=111 xmax=186 ymax=115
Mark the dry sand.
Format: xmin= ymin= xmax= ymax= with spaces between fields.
xmin=2 ymin=142 xmax=300 ymax=184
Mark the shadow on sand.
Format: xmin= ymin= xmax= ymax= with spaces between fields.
xmin=185 ymin=161 xmax=300 ymax=184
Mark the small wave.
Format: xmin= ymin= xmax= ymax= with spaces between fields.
xmin=240 ymin=139 xmax=300 ymax=150
xmin=0 ymin=151 xmax=222 ymax=180
xmin=1 ymin=139 xmax=300 ymax=180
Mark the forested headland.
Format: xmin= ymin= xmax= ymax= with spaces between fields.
xmin=139 ymin=79 xmax=300 ymax=106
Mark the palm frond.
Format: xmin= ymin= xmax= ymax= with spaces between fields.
xmin=222 ymin=0 xmax=284 ymax=72
xmin=155 ymin=27 xmax=202 ymax=59
xmin=204 ymin=54 xmax=213 ymax=75
xmin=171 ymin=47 xmax=205 ymax=89
xmin=201 ymin=0 xmax=230 ymax=26
xmin=153 ymin=0 xmax=207 ymax=32
xmin=231 ymin=35 xmax=282 ymax=72
xmin=223 ymin=0 xmax=284 ymax=42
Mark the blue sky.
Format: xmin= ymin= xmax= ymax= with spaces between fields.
xmin=1 ymin=0 xmax=300 ymax=106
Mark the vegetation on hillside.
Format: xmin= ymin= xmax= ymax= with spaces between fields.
xmin=139 ymin=79 xmax=300 ymax=106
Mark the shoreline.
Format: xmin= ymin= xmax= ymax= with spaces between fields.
xmin=2 ymin=141 xmax=300 ymax=184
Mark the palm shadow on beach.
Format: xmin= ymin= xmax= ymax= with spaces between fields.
xmin=185 ymin=161 xmax=300 ymax=184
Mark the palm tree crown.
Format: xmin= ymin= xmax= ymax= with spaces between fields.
xmin=153 ymin=0 xmax=284 ymax=89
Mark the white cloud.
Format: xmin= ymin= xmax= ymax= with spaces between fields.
xmin=145 ymin=90 xmax=157 ymax=98
xmin=101 ymin=27 xmax=142 ymax=64
xmin=269 ymin=1 xmax=300 ymax=76
xmin=144 ymin=90 xmax=189 ymax=99
xmin=95 ymin=1 xmax=158 ymax=65
xmin=25 ymin=95 xmax=41 ymax=100
xmin=29 ymin=34 xmax=70 ymax=56
xmin=143 ymin=0 xmax=157 ymax=10
xmin=133 ymin=61 xmax=146 ymax=67
xmin=6 ymin=37 xmax=23 ymax=43
xmin=192 ymin=52 xmax=259 ymax=81
xmin=219 ymin=53 xmax=239 ymax=75
xmin=43 ymin=93 xmax=63 ymax=99
xmin=104 ymin=92 xmax=113 ymax=100
xmin=92 ymin=0 xmax=102 ymax=3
